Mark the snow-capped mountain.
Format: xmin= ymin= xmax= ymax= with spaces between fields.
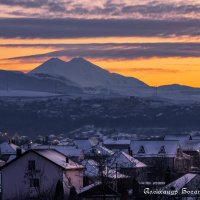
xmin=3 ymin=57 xmax=200 ymax=101
xmin=0 ymin=70 xmax=82 ymax=96
xmin=30 ymin=57 xmax=149 ymax=96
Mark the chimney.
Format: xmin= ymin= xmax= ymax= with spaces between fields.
xmin=66 ymin=156 xmax=69 ymax=163
xmin=128 ymin=147 xmax=133 ymax=156
xmin=16 ymin=148 xmax=22 ymax=158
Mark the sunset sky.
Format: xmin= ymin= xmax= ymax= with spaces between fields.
xmin=0 ymin=0 xmax=199 ymax=87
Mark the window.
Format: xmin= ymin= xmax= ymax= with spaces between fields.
xmin=28 ymin=160 xmax=35 ymax=170
xmin=138 ymin=145 xmax=145 ymax=154
xmin=30 ymin=178 xmax=40 ymax=188
xmin=159 ymin=146 xmax=166 ymax=154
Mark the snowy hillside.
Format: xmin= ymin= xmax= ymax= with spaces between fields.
xmin=30 ymin=57 xmax=148 ymax=95
xmin=0 ymin=70 xmax=82 ymax=95
xmin=0 ymin=90 xmax=59 ymax=97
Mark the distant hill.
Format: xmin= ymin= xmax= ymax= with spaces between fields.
xmin=0 ymin=70 xmax=82 ymax=96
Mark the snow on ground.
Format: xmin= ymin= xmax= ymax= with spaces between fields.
xmin=0 ymin=90 xmax=59 ymax=97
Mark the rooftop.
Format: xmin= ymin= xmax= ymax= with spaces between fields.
xmin=34 ymin=149 xmax=83 ymax=169
xmin=130 ymin=140 xmax=178 ymax=157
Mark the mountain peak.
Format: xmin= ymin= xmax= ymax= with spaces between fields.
xmin=46 ymin=57 xmax=63 ymax=63
xmin=30 ymin=56 xmax=147 ymax=90
xmin=69 ymin=57 xmax=90 ymax=64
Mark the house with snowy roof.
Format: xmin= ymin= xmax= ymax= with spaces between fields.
xmin=164 ymin=134 xmax=192 ymax=141
xmin=81 ymin=158 xmax=135 ymax=198
xmin=107 ymin=151 xmax=147 ymax=181
xmin=77 ymin=182 xmax=120 ymax=200
xmin=32 ymin=144 xmax=84 ymax=162
xmin=85 ymin=145 xmax=114 ymax=160
xmin=0 ymin=141 xmax=22 ymax=163
xmin=0 ymin=149 xmax=83 ymax=200
xmin=177 ymin=139 xmax=200 ymax=168
xmin=163 ymin=173 xmax=200 ymax=198
xmin=73 ymin=139 xmax=97 ymax=154
xmin=103 ymin=139 xmax=131 ymax=153
xmin=82 ymin=159 xmax=129 ymax=179
xmin=164 ymin=135 xmax=200 ymax=168
xmin=130 ymin=140 xmax=192 ymax=181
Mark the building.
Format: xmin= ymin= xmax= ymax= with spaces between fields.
xmin=0 ymin=149 xmax=83 ymax=200
xmin=82 ymin=159 xmax=128 ymax=184
xmin=130 ymin=140 xmax=192 ymax=181
xmin=32 ymin=144 xmax=84 ymax=162
xmin=103 ymin=139 xmax=131 ymax=153
xmin=86 ymin=145 xmax=114 ymax=160
xmin=77 ymin=182 xmax=120 ymax=200
xmin=163 ymin=173 xmax=200 ymax=199
xmin=0 ymin=141 xmax=22 ymax=163
xmin=164 ymin=134 xmax=200 ymax=168
xmin=74 ymin=139 xmax=98 ymax=154
xmin=107 ymin=151 xmax=147 ymax=181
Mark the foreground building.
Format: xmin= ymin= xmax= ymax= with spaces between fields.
xmin=0 ymin=149 xmax=83 ymax=200
xmin=162 ymin=173 xmax=200 ymax=199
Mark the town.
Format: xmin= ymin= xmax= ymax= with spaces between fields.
xmin=0 ymin=0 xmax=199 ymax=199
xmin=1 ymin=130 xmax=200 ymax=199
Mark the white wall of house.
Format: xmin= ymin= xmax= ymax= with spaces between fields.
xmin=63 ymin=169 xmax=83 ymax=196
xmin=1 ymin=151 xmax=82 ymax=200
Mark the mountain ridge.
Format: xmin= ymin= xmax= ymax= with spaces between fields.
xmin=1 ymin=57 xmax=200 ymax=101
xmin=30 ymin=57 xmax=149 ymax=96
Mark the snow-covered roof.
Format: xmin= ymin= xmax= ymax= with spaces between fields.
xmin=77 ymin=182 xmax=101 ymax=194
xmin=77 ymin=181 xmax=119 ymax=197
xmin=103 ymin=139 xmax=131 ymax=145
xmin=0 ymin=142 xmax=19 ymax=154
xmin=164 ymin=135 xmax=200 ymax=151
xmin=82 ymin=159 xmax=99 ymax=177
xmin=192 ymin=135 xmax=200 ymax=140
xmin=6 ymin=155 xmax=16 ymax=163
xmin=164 ymin=173 xmax=197 ymax=191
xmin=139 ymin=182 xmax=165 ymax=186
xmin=82 ymin=159 xmax=128 ymax=179
xmin=180 ymin=140 xmax=200 ymax=151
xmin=104 ymin=167 xmax=129 ymax=179
xmin=98 ymin=145 xmax=114 ymax=155
xmin=130 ymin=140 xmax=178 ymax=157
xmin=109 ymin=151 xmax=147 ymax=168
xmin=0 ymin=149 xmax=83 ymax=171
xmin=32 ymin=145 xmax=83 ymax=157
xmin=34 ymin=149 xmax=83 ymax=170
xmin=89 ymin=145 xmax=114 ymax=156
xmin=164 ymin=135 xmax=191 ymax=141
xmin=74 ymin=139 xmax=96 ymax=153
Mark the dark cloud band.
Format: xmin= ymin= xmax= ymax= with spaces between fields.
xmin=0 ymin=18 xmax=199 ymax=39
xmin=3 ymin=43 xmax=200 ymax=60
xmin=0 ymin=0 xmax=200 ymax=20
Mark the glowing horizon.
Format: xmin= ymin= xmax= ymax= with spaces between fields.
xmin=0 ymin=0 xmax=199 ymax=87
